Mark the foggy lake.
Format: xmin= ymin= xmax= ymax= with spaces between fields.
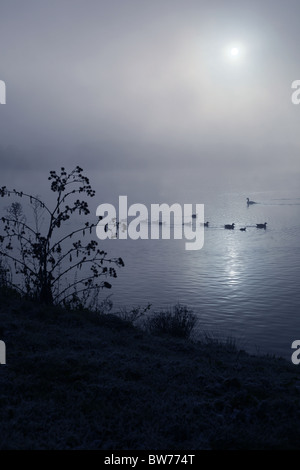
xmin=99 ymin=189 xmax=300 ymax=359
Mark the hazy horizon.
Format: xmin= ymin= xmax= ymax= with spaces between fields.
xmin=1 ymin=0 xmax=300 ymax=201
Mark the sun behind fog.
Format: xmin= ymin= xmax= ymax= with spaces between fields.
xmin=226 ymin=44 xmax=245 ymax=61
xmin=230 ymin=47 xmax=239 ymax=56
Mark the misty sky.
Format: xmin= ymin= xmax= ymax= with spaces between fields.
xmin=1 ymin=0 xmax=300 ymax=206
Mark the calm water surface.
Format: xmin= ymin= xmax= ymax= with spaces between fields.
xmin=101 ymin=190 xmax=300 ymax=359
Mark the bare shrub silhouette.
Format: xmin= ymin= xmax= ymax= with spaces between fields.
xmin=144 ymin=304 xmax=197 ymax=339
xmin=0 ymin=166 xmax=124 ymax=307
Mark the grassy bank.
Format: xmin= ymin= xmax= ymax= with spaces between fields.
xmin=0 ymin=292 xmax=300 ymax=450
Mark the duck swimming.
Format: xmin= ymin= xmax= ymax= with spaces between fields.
xmin=224 ymin=223 xmax=235 ymax=229
xmin=240 ymin=227 xmax=246 ymax=231
xmin=256 ymin=222 xmax=267 ymax=229
xmin=247 ymin=198 xmax=257 ymax=205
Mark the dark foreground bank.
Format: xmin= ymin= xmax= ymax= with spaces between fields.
xmin=0 ymin=293 xmax=300 ymax=450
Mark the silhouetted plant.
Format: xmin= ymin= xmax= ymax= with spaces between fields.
xmin=145 ymin=304 xmax=197 ymax=339
xmin=201 ymin=331 xmax=238 ymax=352
xmin=118 ymin=303 xmax=152 ymax=324
xmin=0 ymin=166 xmax=124 ymax=306
xmin=0 ymin=257 xmax=10 ymax=288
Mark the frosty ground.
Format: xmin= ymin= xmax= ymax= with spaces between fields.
xmin=0 ymin=291 xmax=300 ymax=450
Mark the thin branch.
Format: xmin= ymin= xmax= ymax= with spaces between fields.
xmin=51 ymin=256 xmax=119 ymax=286
xmin=48 ymin=243 xmax=96 ymax=274
xmin=53 ymin=275 xmax=106 ymax=301
xmin=0 ymin=232 xmax=34 ymax=246
xmin=49 ymin=223 xmax=97 ymax=255
xmin=1 ymin=216 xmax=40 ymax=238
xmin=0 ymin=250 xmax=37 ymax=277
xmin=3 ymin=190 xmax=52 ymax=216
xmin=57 ymin=284 xmax=106 ymax=304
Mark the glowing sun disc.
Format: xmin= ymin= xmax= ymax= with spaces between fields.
xmin=230 ymin=47 xmax=239 ymax=56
